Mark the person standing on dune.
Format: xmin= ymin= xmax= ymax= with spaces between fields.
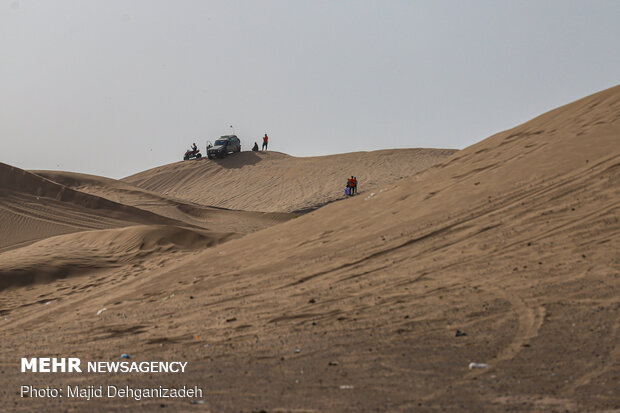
xmin=262 ymin=134 xmax=269 ymax=150
xmin=347 ymin=176 xmax=355 ymax=195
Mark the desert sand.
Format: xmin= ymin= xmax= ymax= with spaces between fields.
xmin=124 ymin=148 xmax=456 ymax=213
xmin=0 ymin=85 xmax=619 ymax=412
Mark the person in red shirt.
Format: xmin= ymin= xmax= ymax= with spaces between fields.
xmin=262 ymin=134 xmax=269 ymax=150
xmin=347 ymin=176 xmax=355 ymax=195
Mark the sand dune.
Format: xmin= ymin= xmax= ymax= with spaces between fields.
xmin=32 ymin=170 xmax=294 ymax=234
xmin=0 ymin=163 xmax=186 ymax=252
xmin=123 ymin=148 xmax=457 ymax=212
xmin=0 ymin=225 xmax=236 ymax=291
xmin=1 ymin=86 xmax=619 ymax=412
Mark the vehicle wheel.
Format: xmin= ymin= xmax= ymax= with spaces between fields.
xmin=183 ymin=156 xmax=189 ymax=160
xmin=196 ymin=153 xmax=202 ymax=159
xmin=207 ymin=154 xmax=213 ymax=159
xmin=221 ymin=152 xmax=227 ymax=158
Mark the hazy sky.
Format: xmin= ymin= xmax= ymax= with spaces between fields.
xmin=1 ymin=1 xmax=619 ymax=178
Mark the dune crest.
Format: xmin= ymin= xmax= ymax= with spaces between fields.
xmin=32 ymin=169 xmax=295 ymax=234
xmin=123 ymin=148 xmax=457 ymax=212
xmin=0 ymin=163 xmax=191 ymax=251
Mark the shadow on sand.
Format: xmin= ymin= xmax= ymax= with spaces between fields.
xmin=206 ymin=151 xmax=263 ymax=169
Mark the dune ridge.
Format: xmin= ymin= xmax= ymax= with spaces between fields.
xmin=32 ymin=170 xmax=295 ymax=234
xmin=123 ymin=148 xmax=457 ymax=212
xmin=0 ymin=163 xmax=198 ymax=252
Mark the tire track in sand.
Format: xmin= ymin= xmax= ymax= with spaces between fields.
xmin=420 ymin=289 xmax=545 ymax=404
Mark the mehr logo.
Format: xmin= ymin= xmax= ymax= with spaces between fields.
xmin=21 ymin=358 xmax=82 ymax=373
xmin=21 ymin=357 xmax=188 ymax=373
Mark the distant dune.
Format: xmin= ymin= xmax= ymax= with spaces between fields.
xmin=0 ymin=163 xmax=183 ymax=252
xmin=123 ymin=148 xmax=457 ymax=212
xmin=1 ymin=86 xmax=619 ymax=412
xmin=32 ymin=170 xmax=294 ymax=234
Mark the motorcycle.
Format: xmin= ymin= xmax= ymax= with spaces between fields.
xmin=183 ymin=148 xmax=202 ymax=160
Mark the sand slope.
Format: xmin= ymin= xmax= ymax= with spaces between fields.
xmin=1 ymin=86 xmax=619 ymax=412
xmin=0 ymin=163 xmax=188 ymax=252
xmin=125 ymin=85 xmax=617 ymax=412
xmin=0 ymin=225 xmax=236 ymax=291
xmin=123 ymin=148 xmax=457 ymax=212
xmin=32 ymin=170 xmax=294 ymax=234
